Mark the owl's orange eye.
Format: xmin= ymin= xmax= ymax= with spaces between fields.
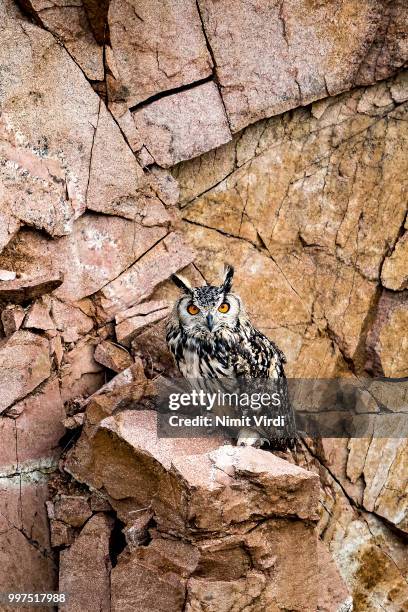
xmin=218 ymin=302 xmax=230 ymax=313
xmin=187 ymin=304 xmax=200 ymax=315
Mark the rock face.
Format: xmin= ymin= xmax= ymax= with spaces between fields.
xmin=176 ymin=73 xmax=408 ymax=376
xmin=197 ymin=0 xmax=408 ymax=132
xmin=108 ymin=0 xmax=213 ymax=107
xmin=132 ymin=82 xmax=232 ymax=167
xmin=0 ymin=0 xmax=407 ymax=609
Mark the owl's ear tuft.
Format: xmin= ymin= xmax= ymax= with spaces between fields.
xmin=171 ymin=273 xmax=193 ymax=295
xmin=221 ymin=264 xmax=234 ymax=293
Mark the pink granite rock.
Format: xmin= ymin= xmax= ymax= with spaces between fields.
xmin=132 ymin=82 xmax=232 ymax=167
xmin=0 ymin=15 xmax=172 ymax=252
xmin=18 ymin=0 xmax=104 ymax=80
xmin=115 ymin=300 xmax=170 ymax=346
xmin=60 ymin=340 xmax=105 ymax=404
xmin=197 ymin=0 xmax=408 ymax=131
xmin=0 ymin=331 xmax=51 ymax=414
xmin=0 ymin=274 xmax=63 ymax=303
xmin=108 ymin=0 xmax=213 ymax=107
xmin=0 ymin=215 xmax=167 ymax=302
xmin=23 ymin=298 xmax=55 ymax=331
xmin=95 ymin=232 xmax=194 ymax=320
xmin=86 ymin=103 xmax=166 ymax=221
xmin=59 ymin=514 xmax=113 ymax=612
xmin=82 ymin=0 xmax=109 ymax=44
xmin=50 ymin=298 xmax=94 ymax=344
xmin=94 ymin=340 xmax=133 ymax=372
xmin=12 ymin=378 xmax=65 ymax=467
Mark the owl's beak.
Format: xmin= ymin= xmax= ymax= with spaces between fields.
xmin=206 ymin=313 xmax=214 ymax=331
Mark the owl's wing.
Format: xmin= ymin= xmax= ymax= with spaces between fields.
xmin=231 ymin=324 xmax=296 ymax=450
xmin=231 ymin=324 xmax=286 ymax=378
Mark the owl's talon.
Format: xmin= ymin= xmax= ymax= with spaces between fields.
xmin=236 ymin=428 xmax=262 ymax=448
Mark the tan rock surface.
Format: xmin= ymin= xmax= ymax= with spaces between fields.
xmin=177 ymin=75 xmax=408 ymax=370
xmin=23 ymin=298 xmax=55 ymax=331
xmin=0 ymin=475 xmax=57 ymax=601
xmin=95 ymin=232 xmax=194 ymax=321
xmin=381 ymin=228 xmax=408 ymax=290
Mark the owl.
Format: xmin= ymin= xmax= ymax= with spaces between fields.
xmin=166 ymin=265 xmax=296 ymax=450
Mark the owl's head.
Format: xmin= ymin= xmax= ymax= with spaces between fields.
xmin=170 ymin=265 xmax=242 ymax=334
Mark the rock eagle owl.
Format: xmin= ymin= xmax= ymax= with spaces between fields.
xmin=166 ymin=265 xmax=296 ymax=449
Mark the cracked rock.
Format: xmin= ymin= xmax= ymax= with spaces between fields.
xmin=0 ymin=274 xmax=63 ymax=303
xmin=54 ymin=495 xmax=92 ymax=529
xmin=132 ymin=82 xmax=232 ymax=167
xmin=198 ymin=0 xmax=408 ymax=131
xmin=107 ymin=0 xmax=213 ymax=108
xmin=115 ymin=300 xmax=170 ymax=347
xmin=94 ymin=340 xmax=133 ymax=373
xmin=0 ymin=330 xmax=51 ymax=414
xmin=18 ymin=0 xmax=104 ymax=80
xmin=64 ymin=405 xmax=321 ymax=610
xmin=59 ymin=513 xmax=113 ymax=612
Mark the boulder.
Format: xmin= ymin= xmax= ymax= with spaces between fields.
xmin=0 ymin=215 xmax=167 ymax=302
xmin=65 ymin=405 xmax=320 ymax=611
xmin=381 ymin=230 xmax=408 ymax=291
